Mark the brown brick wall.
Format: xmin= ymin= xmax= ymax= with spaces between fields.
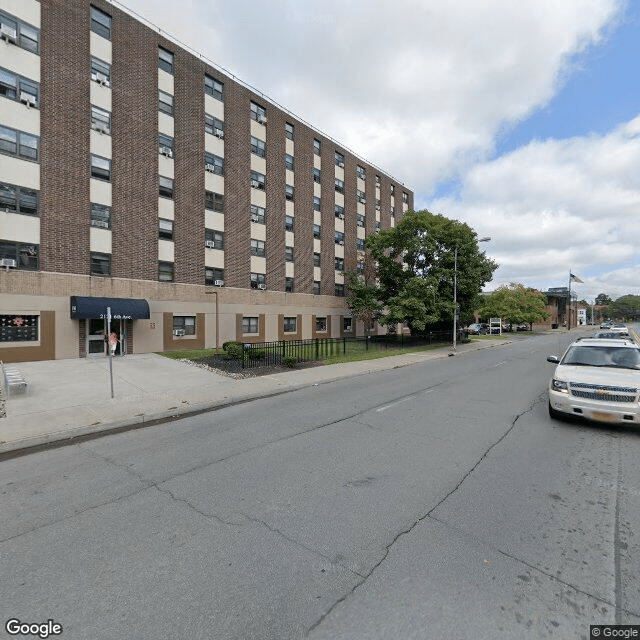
xmin=224 ymin=84 xmax=251 ymax=289
xmin=264 ymin=104 xmax=286 ymax=292
xmin=343 ymin=153 xmax=357 ymax=275
xmin=40 ymin=0 xmax=91 ymax=275
xmin=110 ymin=2 xmax=159 ymax=281
xmin=174 ymin=47 xmax=205 ymax=284
xmin=319 ymin=139 xmax=336 ymax=296
xmin=293 ymin=123 xmax=314 ymax=294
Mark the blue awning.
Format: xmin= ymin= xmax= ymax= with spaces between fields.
xmin=70 ymin=296 xmax=150 ymax=320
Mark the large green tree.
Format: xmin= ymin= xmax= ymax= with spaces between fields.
xmin=477 ymin=283 xmax=549 ymax=326
xmin=352 ymin=209 xmax=497 ymax=333
xmin=608 ymin=295 xmax=640 ymax=321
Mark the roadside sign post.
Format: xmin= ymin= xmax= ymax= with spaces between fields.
xmin=107 ymin=306 xmax=114 ymax=398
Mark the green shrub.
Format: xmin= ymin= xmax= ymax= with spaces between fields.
xmin=224 ymin=342 xmax=245 ymax=360
xmin=222 ymin=341 xmax=239 ymax=352
xmin=251 ymin=348 xmax=266 ymax=359
xmin=282 ymin=356 xmax=297 ymax=368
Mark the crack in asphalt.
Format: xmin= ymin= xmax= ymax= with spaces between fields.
xmin=306 ymin=391 xmax=547 ymax=635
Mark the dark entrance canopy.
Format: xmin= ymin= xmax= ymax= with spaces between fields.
xmin=70 ymin=296 xmax=150 ymax=320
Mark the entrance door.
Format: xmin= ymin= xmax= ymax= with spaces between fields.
xmin=86 ymin=319 xmax=122 ymax=356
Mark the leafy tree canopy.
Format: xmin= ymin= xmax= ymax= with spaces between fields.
xmin=607 ymin=295 xmax=640 ymax=320
xmin=595 ymin=293 xmax=613 ymax=306
xmin=352 ymin=209 xmax=497 ymax=333
xmin=478 ymin=283 xmax=549 ymax=325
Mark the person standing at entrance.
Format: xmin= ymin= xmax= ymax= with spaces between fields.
xmin=108 ymin=331 xmax=118 ymax=355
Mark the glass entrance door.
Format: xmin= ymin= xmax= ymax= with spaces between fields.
xmin=86 ymin=319 xmax=122 ymax=356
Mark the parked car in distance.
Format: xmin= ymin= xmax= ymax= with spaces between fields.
xmin=593 ymin=331 xmax=629 ymax=339
xmin=547 ymin=337 xmax=640 ymax=424
xmin=516 ymin=323 xmax=530 ymax=331
xmin=466 ymin=323 xmax=487 ymax=335
xmin=609 ymin=323 xmax=629 ymax=336
xmin=600 ymin=321 xmax=612 ymax=329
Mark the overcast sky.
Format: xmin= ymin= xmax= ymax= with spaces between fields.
xmin=116 ymin=0 xmax=640 ymax=302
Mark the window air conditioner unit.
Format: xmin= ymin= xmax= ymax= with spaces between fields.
xmin=337 ymin=162 xmax=344 ymax=168
xmin=338 ymin=240 xmax=344 ymax=246
xmin=358 ymin=197 xmax=365 ymax=204
xmin=91 ymin=220 xmax=109 ymax=229
xmin=0 ymin=24 xmax=17 ymax=43
xmin=214 ymin=129 xmax=224 ymax=138
xmin=214 ymin=279 xmax=224 ymax=286
xmin=1 ymin=258 xmax=17 ymax=268
xmin=20 ymin=92 xmax=36 ymax=107
xmin=257 ymin=115 xmax=267 ymax=124
xmin=251 ymin=180 xmax=260 ymax=188
xmin=92 ymin=122 xmax=109 ymax=134
xmin=337 ymin=213 xmax=344 ymax=219
xmin=251 ymin=214 xmax=260 ymax=222
xmin=173 ymin=329 xmax=185 ymax=337
xmin=94 ymin=72 xmax=109 ymax=85
xmin=159 ymin=146 xmax=173 ymax=158
xmin=205 ymin=163 xmax=216 ymax=172
xmin=257 ymin=283 xmax=267 ymax=290
xmin=205 ymin=240 xmax=216 ymax=248
xmin=375 ymin=204 xmax=381 ymax=210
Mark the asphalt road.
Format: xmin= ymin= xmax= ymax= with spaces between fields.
xmin=1 ymin=330 xmax=639 ymax=639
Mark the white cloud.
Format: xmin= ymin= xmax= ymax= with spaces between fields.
xmin=433 ymin=115 xmax=640 ymax=299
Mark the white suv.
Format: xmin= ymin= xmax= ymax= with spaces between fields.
xmin=547 ymin=338 xmax=640 ymax=424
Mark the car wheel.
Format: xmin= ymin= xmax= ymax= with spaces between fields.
xmin=548 ymin=401 xmax=564 ymax=421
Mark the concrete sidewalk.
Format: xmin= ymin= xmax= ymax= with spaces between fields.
xmin=0 ymin=339 xmax=511 ymax=455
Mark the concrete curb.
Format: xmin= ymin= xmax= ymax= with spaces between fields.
xmin=0 ymin=338 xmax=514 ymax=458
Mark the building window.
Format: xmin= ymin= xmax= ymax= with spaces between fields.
xmin=205 ymin=267 xmax=224 ymax=286
xmin=335 ymin=231 xmax=345 ymax=245
xmin=335 ymin=204 xmax=344 ymax=219
xmin=316 ymin=316 xmax=327 ymax=332
xmin=250 ymin=239 xmax=265 ymax=257
xmin=90 ymin=105 xmax=111 ymax=134
xmin=0 ymin=182 xmax=38 ymax=216
xmin=0 ymin=240 xmax=38 ymax=270
xmin=0 ymin=314 xmax=39 ymax=342
xmin=343 ymin=317 xmax=353 ymax=332
xmin=159 ymin=218 xmax=173 ymax=241
xmin=313 ymin=224 xmax=321 ymax=239
xmin=313 ymin=252 xmax=321 ymax=267
xmin=357 ymin=166 xmax=366 ymax=180
xmin=356 ymin=238 xmax=365 ymax=251
xmin=90 ymin=57 xmax=111 ymax=86
xmin=251 ymin=136 xmax=266 ymax=158
xmin=335 ymin=284 xmax=345 ymax=297
xmin=90 ymin=203 xmax=111 ymax=229
xmin=284 ymin=215 xmax=294 ymax=232
xmin=158 ymin=47 xmax=174 ymax=74
xmin=250 ymin=273 xmax=266 ymax=289
xmin=250 ymin=101 xmax=267 ymax=124
xmin=313 ymin=281 xmax=321 ymax=295
xmin=158 ymin=133 xmax=174 ymax=157
xmin=390 ymin=184 xmax=395 ymax=195
xmin=90 ymin=5 xmax=111 ymax=40
xmin=90 ymin=252 xmax=111 ymax=276
xmin=205 ymin=229 xmax=224 ymax=250
xmin=159 ymin=176 xmax=173 ymax=199
xmin=285 ymin=246 xmax=294 ymax=262
xmin=335 ymin=178 xmax=344 ymax=194
xmin=375 ymin=175 xmax=381 ymax=185
xmin=335 ymin=151 xmax=344 ymax=167
xmin=251 ymin=171 xmax=265 ymax=190
xmin=283 ymin=317 xmax=297 ymax=333
xmin=313 ymin=168 xmax=321 ymax=183
xmin=242 ymin=316 xmax=259 ymax=333
xmin=205 ymin=190 xmax=224 ymax=212
xmin=0 ymin=67 xmax=39 ymax=107
xmin=0 ymin=125 xmax=38 ymax=161
xmin=158 ymin=90 xmax=174 ymax=116
xmin=0 ymin=12 xmax=39 ymax=54
xmin=285 ymin=184 xmax=294 ymax=201
xmin=205 ymin=114 xmax=224 ymax=137
xmin=335 ymin=257 xmax=344 ymax=271
xmin=159 ymin=261 xmax=174 ymax=282
xmin=285 ymin=122 xmax=294 ymax=140
xmin=285 ymin=154 xmax=294 ymax=171
xmin=356 ymin=214 xmax=365 ymax=227
xmin=357 ymin=189 xmax=366 ymax=204
xmin=314 ymin=138 xmax=321 ymax=155
xmin=173 ymin=316 xmax=196 ymax=336
xmin=205 ymin=152 xmax=224 ymax=175
xmin=357 ymin=261 xmax=365 ymax=273
xmin=313 ymin=196 xmax=321 ymax=212
xmin=285 ymin=277 xmax=294 ymax=293
xmin=403 ymin=192 xmax=409 ymax=204
xmin=205 ymin=74 xmax=224 ymax=101
xmin=251 ymin=204 xmax=266 ymax=224
xmin=90 ymin=154 xmax=111 ymax=181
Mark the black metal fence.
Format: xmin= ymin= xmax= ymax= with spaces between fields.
xmin=235 ymin=331 xmax=458 ymax=369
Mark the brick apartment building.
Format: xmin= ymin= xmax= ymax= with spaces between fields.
xmin=0 ymin=0 xmax=413 ymax=362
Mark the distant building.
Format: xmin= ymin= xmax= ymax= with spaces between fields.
xmin=0 ymin=0 xmax=413 ymax=362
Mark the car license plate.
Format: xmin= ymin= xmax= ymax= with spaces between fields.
xmin=592 ymin=411 xmax=616 ymax=422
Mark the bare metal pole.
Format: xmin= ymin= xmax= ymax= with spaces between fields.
xmin=107 ymin=306 xmax=114 ymax=398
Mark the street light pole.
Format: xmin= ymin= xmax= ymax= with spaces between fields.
xmin=453 ymin=237 xmax=491 ymax=352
